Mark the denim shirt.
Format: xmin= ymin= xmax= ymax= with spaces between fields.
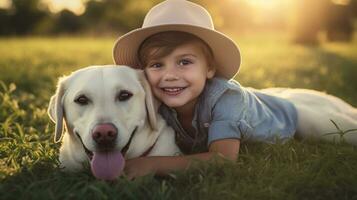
xmin=159 ymin=78 xmax=298 ymax=154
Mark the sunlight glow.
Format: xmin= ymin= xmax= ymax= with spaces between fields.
xmin=43 ymin=0 xmax=85 ymax=15
xmin=331 ymin=0 xmax=351 ymax=5
xmin=0 ymin=0 xmax=11 ymax=9
xmin=247 ymin=0 xmax=281 ymax=8
xmin=237 ymin=0 xmax=290 ymax=30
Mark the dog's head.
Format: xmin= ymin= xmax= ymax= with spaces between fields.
xmin=48 ymin=65 xmax=158 ymax=180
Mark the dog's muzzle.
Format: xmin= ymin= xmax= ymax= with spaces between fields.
xmin=75 ymin=126 xmax=138 ymax=181
xmin=75 ymin=125 xmax=138 ymax=161
xmin=91 ymin=123 xmax=118 ymax=151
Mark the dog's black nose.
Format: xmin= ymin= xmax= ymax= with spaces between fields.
xmin=92 ymin=123 xmax=118 ymax=148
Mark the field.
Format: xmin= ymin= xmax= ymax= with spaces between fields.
xmin=0 ymin=33 xmax=357 ymax=199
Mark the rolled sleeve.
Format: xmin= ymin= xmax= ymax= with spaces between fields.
xmin=208 ymin=120 xmax=242 ymax=144
xmin=206 ymin=89 xmax=248 ymax=146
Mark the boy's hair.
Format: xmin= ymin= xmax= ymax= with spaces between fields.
xmin=138 ymin=31 xmax=215 ymax=68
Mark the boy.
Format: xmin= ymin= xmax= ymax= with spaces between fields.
xmin=113 ymin=0 xmax=357 ymax=179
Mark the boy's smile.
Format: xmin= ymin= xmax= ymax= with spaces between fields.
xmin=144 ymin=42 xmax=215 ymax=114
xmin=161 ymin=87 xmax=187 ymax=95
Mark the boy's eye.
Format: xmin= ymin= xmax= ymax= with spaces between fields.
xmin=178 ymin=59 xmax=192 ymax=66
xmin=148 ymin=63 xmax=162 ymax=69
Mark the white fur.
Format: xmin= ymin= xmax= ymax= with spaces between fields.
xmin=48 ymin=65 xmax=181 ymax=171
xmin=259 ymin=88 xmax=357 ymax=145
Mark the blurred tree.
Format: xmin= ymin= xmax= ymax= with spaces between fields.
xmin=82 ymin=0 xmax=106 ymax=25
xmin=111 ymin=0 xmax=160 ymax=31
xmin=291 ymin=0 xmax=355 ymax=44
xmin=325 ymin=3 xmax=354 ymax=41
xmin=352 ymin=0 xmax=357 ymax=17
xmin=290 ymin=0 xmax=329 ymax=44
xmin=8 ymin=0 xmax=49 ymax=35
xmin=54 ymin=9 xmax=84 ymax=33
xmin=0 ymin=8 xmax=11 ymax=35
xmin=82 ymin=0 xmax=159 ymax=34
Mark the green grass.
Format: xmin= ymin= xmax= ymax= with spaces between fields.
xmin=1 ymin=33 xmax=357 ymax=200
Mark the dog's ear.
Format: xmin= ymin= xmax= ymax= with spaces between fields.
xmin=138 ymin=70 xmax=159 ymax=131
xmin=48 ymin=76 xmax=67 ymax=143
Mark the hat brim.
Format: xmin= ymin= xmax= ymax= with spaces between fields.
xmin=113 ymin=24 xmax=241 ymax=79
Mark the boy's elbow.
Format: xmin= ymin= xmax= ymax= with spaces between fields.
xmin=208 ymin=138 xmax=240 ymax=161
xmin=216 ymin=152 xmax=238 ymax=161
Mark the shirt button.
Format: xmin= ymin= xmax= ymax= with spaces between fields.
xmin=203 ymin=123 xmax=210 ymax=128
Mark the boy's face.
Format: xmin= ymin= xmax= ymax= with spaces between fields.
xmin=144 ymin=42 xmax=215 ymax=112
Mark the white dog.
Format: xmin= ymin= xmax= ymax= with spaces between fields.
xmin=48 ymin=65 xmax=180 ymax=180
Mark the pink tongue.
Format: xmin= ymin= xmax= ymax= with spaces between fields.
xmin=90 ymin=150 xmax=125 ymax=180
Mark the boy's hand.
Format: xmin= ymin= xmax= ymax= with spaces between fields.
xmin=124 ymin=157 xmax=156 ymax=180
xmin=123 ymin=138 xmax=240 ymax=180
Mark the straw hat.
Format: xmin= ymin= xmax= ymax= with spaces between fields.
xmin=113 ymin=0 xmax=241 ymax=79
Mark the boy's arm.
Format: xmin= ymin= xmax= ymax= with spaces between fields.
xmin=124 ymin=138 xmax=240 ymax=179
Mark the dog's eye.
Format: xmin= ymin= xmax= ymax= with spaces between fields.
xmin=74 ymin=95 xmax=89 ymax=105
xmin=117 ymin=90 xmax=133 ymax=101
